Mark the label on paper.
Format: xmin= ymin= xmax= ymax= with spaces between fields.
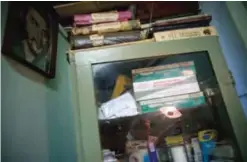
xmin=98 ymin=92 xmax=138 ymax=120
xmin=90 ymin=34 xmax=104 ymax=46
xmin=134 ymin=78 xmax=200 ymax=101
xmin=92 ymin=22 xmax=121 ymax=32
xmin=91 ymin=11 xmax=118 ymax=23
xmin=89 ymin=34 xmax=104 ymax=40
xmin=154 ymin=26 xmax=217 ymax=42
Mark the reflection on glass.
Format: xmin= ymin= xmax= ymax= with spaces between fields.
xmin=92 ymin=52 xmax=242 ymax=162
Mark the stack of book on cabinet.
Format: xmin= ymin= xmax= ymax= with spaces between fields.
xmin=67 ymin=3 xmax=214 ymax=50
xmin=132 ymin=61 xmax=206 ymax=115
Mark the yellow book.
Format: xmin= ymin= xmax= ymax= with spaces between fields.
xmin=111 ymin=75 xmax=131 ymax=99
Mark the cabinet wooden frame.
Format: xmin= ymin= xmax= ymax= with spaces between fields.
xmin=69 ymin=36 xmax=247 ymax=162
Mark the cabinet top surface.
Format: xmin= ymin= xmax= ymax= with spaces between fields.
xmin=69 ymin=36 xmax=219 ymax=65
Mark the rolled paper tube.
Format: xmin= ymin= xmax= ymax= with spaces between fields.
xmin=72 ymin=20 xmax=141 ymax=36
xmin=74 ymin=19 xmax=129 ymax=26
xmin=74 ymin=10 xmax=132 ymax=25
xmin=153 ymin=14 xmax=211 ymax=27
xmin=141 ymin=14 xmax=211 ymax=29
xmin=143 ymin=21 xmax=210 ymax=38
xmin=150 ymin=21 xmax=210 ymax=33
xmin=71 ymin=30 xmax=148 ymax=49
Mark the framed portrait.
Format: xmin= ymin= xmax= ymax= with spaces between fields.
xmin=2 ymin=2 xmax=59 ymax=78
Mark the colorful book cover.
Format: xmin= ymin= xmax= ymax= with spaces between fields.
xmin=139 ymin=92 xmax=206 ymax=113
xmin=132 ymin=61 xmax=200 ymax=101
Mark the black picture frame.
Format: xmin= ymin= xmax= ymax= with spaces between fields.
xmin=2 ymin=2 xmax=59 ymax=78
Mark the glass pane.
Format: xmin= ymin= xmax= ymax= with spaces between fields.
xmin=92 ymin=51 xmax=242 ymax=162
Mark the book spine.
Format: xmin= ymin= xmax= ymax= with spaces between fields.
xmin=154 ymin=26 xmax=217 ymax=42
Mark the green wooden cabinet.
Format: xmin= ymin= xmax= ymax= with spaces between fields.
xmin=69 ymin=36 xmax=247 ymax=162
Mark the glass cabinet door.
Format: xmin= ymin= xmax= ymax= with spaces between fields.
xmin=91 ymin=51 xmax=243 ymax=162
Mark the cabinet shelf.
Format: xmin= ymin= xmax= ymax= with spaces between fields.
xmin=99 ymin=102 xmax=209 ymax=123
